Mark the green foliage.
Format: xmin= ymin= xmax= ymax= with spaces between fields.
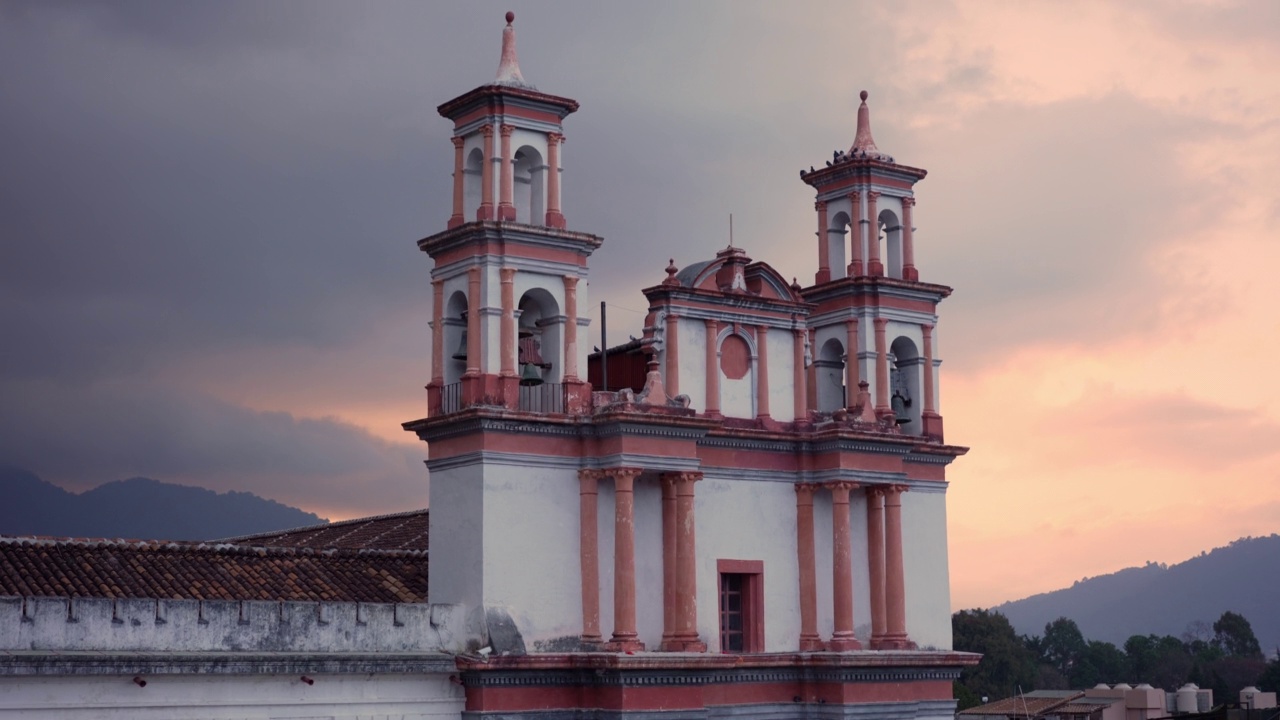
xmin=1041 ymin=617 xmax=1088 ymax=679
xmin=1214 ymin=611 xmax=1263 ymax=659
xmin=1256 ymin=654 xmax=1280 ymax=693
xmin=953 ymin=609 xmax=1038 ymax=703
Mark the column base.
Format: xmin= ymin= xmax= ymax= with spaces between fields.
xmin=579 ymin=634 xmax=605 ymax=649
xmin=875 ymin=407 xmax=894 ymax=423
xmin=545 ymin=211 xmax=566 ymax=229
xmin=605 ymin=638 xmax=646 ymax=653
xmin=814 ymin=269 xmax=831 ymax=284
xmin=426 ymin=382 xmax=442 ymax=416
xmin=798 ymin=635 xmax=825 ymax=652
xmin=498 ymin=204 xmax=517 ymax=221
xmin=828 ymin=634 xmax=863 ymax=652
xmin=477 ymin=205 xmax=494 ymax=221
xmin=903 ymin=265 xmax=918 ymax=281
xmin=564 ymin=379 xmax=591 ymax=414
xmin=847 ymin=263 xmax=863 ymax=277
xmin=868 ymin=261 xmax=884 ymax=276
xmin=922 ymin=412 xmax=944 ymax=441
xmin=447 ymin=215 xmax=465 ymax=229
xmin=876 ymin=634 xmax=916 ymax=650
xmin=499 ymin=374 xmax=520 ymax=410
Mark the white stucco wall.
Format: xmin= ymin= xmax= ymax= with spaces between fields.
xmin=766 ymin=327 xmax=796 ymax=422
xmin=482 ymin=462 xmax=583 ymax=648
xmin=902 ymin=486 xmax=953 ymax=650
xmin=676 ymin=318 xmax=707 ymax=410
xmin=0 ymin=673 xmax=462 ymax=720
xmin=694 ymin=477 xmax=801 ymax=652
xmin=427 ymin=464 xmax=484 ymax=608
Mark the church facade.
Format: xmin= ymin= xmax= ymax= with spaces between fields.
xmin=0 ymin=13 xmax=977 ymax=720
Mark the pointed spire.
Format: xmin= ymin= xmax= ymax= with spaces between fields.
xmin=494 ymin=11 xmax=535 ymax=89
xmin=850 ymin=90 xmax=879 ymax=154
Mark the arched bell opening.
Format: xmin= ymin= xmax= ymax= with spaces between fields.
xmin=815 ymin=338 xmax=847 ymax=413
xmin=889 ymin=335 xmax=922 ymax=434
xmin=881 ymin=208 xmax=904 ymax=279
xmin=513 ymin=145 xmax=546 ymax=225
xmin=828 ymin=211 xmax=851 ymax=281
xmin=463 ymin=147 xmax=484 ymax=221
xmin=444 ymin=290 xmax=470 ymax=384
xmin=516 ymin=287 xmax=561 ymax=387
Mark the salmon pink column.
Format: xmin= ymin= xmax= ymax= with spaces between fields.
xmin=921 ymin=323 xmax=943 ymax=440
xmin=815 ymin=201 xmax=831 ymax=284
xmin=866 ymin=191 xmax=883 ymax=276
xmin=844 ymin=318 xmax=860 ymax=411
xmin=847 ymin=191 xmax=863 ymax=276
xmin=665 ymin=310 xmax=680 ymax=397
xmin=545 ymin=132 xmax=565 ymax=228
xmin=465 ymin=268 xmax=482 ymax=377
xmin=607 ymin=467 xmax=644 ymax=652
xmin=873 ymin=318 xmax=890 ymax=419
xmin=578 ymin=469 xmax=603 ymax=645
xmin=828 ymin=481 xmax=862 ymax=651
xmin=477 ymin=125 xmax=494 ymax=221
xmin=562 ymin=276 xmax=580 ymax=381
xmin=660 ymin=475 xmax=678 ymax=649
xmin=755 ymin=326 xmax=770 ymax=420
xmin=795 ymin=483 xmax=823 ymax=651
xmin=866 ymin=487 xmax=887 ymax=648
xmin=704 ymin=319 xmax=720 ymax=416
xmin=901 ymin=197 xmax=918 ymax=281
xmin=448 ymin=137 xmax=466 ymax=228
xmin=881 ymin=485 xmax=915 ymax=649
xmin=792 ymin=327 xmax=808 ymax=421
xmin=671 ymin=471 xmax=706 ymax=651
xmin=430 ymin=279 xmax=445 ymax=385
xmin=498 ymin=124 xmax=516 ymax=221
xmin=499 ymin=267 xmax=518 ymax=407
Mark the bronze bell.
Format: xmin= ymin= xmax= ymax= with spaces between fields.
xmin=519 ymin=362 xmax=544 ymax=387
xmin=891 ymin=391 xmax=912 ymax=425
xmin=451 ymin=330 xmax=468 ymax=361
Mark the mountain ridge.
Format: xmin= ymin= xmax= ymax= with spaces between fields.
xmin=0 ymin=467 xmax=326 ymax=542
xmin=992 ymin=534 xmax=1280 ymax=654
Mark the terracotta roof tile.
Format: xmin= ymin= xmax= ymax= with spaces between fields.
xmin=0 ymin=537 xmax=427 ymax=603
xmin=222 ymin=509 xmax=428 ymax=551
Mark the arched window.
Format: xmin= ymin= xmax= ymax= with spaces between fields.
xmin=463 ymin=147 xmax=484 ymax=220
xmin=517 ymin=288 xmax=561 ymax=384
xmin=889 ymin=336 xmax=922 ymax=434
xmin=880 ymin=208 xmax=904 ymax=279
xmin=513 ymin=145 xmax=546 ymax=225
xmin=815 ymin=338 xmax=846 ymax=413
xmin=827 ymin=211 xmax=851 ymax=280
xmin=444 ymin=291 xmax=470 ymax=384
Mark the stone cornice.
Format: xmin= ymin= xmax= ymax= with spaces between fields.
xmin=0 ymin=651 xmax=457 ymax=677
xmin=418 ymin=221 xmax=602 ymax=259
xmin=801 ymin=275 xmax=953 ymax=303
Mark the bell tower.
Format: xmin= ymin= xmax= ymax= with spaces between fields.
xmin=799 ymin=91 xmax=949 ymax=440
xmin=423 ymin=12 xmax=601 ymax=414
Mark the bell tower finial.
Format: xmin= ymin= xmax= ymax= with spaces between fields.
xmin=495 ymin=11 xmax=532 ymax=88
xmin=850 ymin=90 xmax=879 ymax=156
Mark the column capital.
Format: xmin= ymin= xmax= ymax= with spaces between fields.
xmin=607 ymin=467 xmax=643 ymax=483
xmin=578 ymin=468 xmax=605 ymax=483
xmin=815 ymin=199 xmax=828 ymax=211
xmin=481 ymin=124 xmax=494 ymax=137
xmin=451 ymin=136 xmax=465 ymax=149
xmin=847 ymin=190 xmax=860 ymax=200
xmin=921 ymin=323 xmax=934 ymax=335
xmin=901 ymin=196 xmax=916 ymax=207
xmin=548 ymin=131 xmax=565 ymax=143
xmin=661 ymin=470 xmax=703 ymax=486
xmin=500 ymin=266 xmax=516 ymax=282
xmin=562 ymin=274 xmax=579 ymax=289
xmin=886 ymin=483 xmax=910 ymax=496
xmin=867 ymin=190 xmax=881 ymax=200
xmin=865 ymin=485 xmax=887 ymax=498
xmin=704 ymin=317 xmax=719 ymax=330
xmin=499 ymin=123 xmax=515 ymax=137
xmin=827 ymin=480 xmax=860 ymax=493
xmin=873 ymin=317 xmax=889 ymax=330
xmin=431 ymin=278 xmax=444 ymax=289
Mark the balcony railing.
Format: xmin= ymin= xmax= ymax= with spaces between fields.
xmin=432 ymin=381 xmax=566 ymax=417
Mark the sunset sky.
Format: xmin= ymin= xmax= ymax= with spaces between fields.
xmin=2 ymin=1 xmax=1278 ymax=611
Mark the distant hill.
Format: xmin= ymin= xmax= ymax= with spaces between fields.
xmin=0 ymin=467 xmax=326 ymax=541
xmin=992 ymin=535 xmax=1280 ymax=654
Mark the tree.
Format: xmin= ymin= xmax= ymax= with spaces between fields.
xmin=1126 ymin=634 xmax=1193 ymax=691
xmin=1041 ymin=617 xmax=1088 ymax=679
xmin=1213 ymin=611 xmax=1263 ymax=659
xmin=953 ymin=610 xmax=1039 ymax=708
xmin=1077 ymin=640 xmax=1130 ymax=687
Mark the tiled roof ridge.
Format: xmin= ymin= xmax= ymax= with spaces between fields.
xmin=217 ymin=508 xmax=429 ymax=543
xmin=0 ymin=535 xmax=426 ymax=559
